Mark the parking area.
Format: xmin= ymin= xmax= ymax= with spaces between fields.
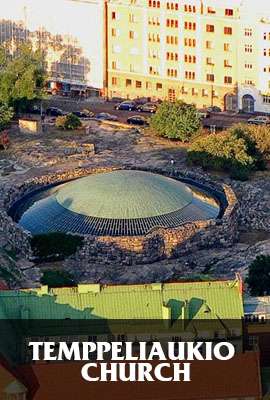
xmin=27 ymin=97 xmax=255 ymax=130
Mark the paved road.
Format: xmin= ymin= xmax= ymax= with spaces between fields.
xmin=43 ymin=97 xmax=252 ymax=129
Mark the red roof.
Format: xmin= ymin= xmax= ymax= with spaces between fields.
xmin=18 ymin=351 xmax=262 ymax=400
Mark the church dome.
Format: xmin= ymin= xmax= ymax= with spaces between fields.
xmin=17 ymin=170 xmax=220 ymax=236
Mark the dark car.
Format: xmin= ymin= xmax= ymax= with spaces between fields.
xmin=136 ymin=103 xmax=157 ymax=113
xmin=207 ymin=106 xmax=222 ymax=113
xmin=46 ymin=107 xmax=65 ymax=117
xmin=96 ymin=112 xmax=118 ymax=121
xmin=72 ymin=110 xmax=94 ymax=119
xmin=114 ymin=101 xmax=137 ymax=111
xmin=127 ymin=115 xmax=149 ymax=126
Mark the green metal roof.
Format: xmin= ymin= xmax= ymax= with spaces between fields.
xmin=56 ymin=170 xmax=193 ymax=219
xmin=0 ymin=280 xmax=244 ymax=320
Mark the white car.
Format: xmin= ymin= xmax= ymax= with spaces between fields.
xmin=247 ymin=116 xmax=270 ymax=125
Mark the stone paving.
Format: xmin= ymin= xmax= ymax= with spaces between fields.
xmin=0 ymin=121 xmax=269 ymax=289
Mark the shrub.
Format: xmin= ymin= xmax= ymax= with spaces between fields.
xmin=55 ymin=113 xmax=82 ymax=130
xmin=150 ymin=100 xmax=201 ymax=142
xmin=188 ymin=131 xmax=255 ymax=180
xmin=0 ymin=103 xmax=14 ymax=131
xmin=41 ymin=270 xmax=75 ymax=288
xmin=31 ymin=232 xmax=84 ymax=261
xmin=229 ymin=123 xmax=270 ymax=160
xmin=246 ymin=255 xmax=270 ymax=296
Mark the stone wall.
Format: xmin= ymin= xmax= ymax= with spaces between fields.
xmin=2 ymin=166 xmax=239 ymax=266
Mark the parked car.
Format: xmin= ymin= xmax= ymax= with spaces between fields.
xmin=96 ymin=112 xmax=118 ymax=121
xmin=127 ymin=115 xmax=149 ymax=126
xmin=197 ymin=109 xmax=210 ymax=119
xmin=114 ymin=101 xmax=137 ymax=111
xmin=72 ymin=110 xmax=94 ymax=118
xmin=207 ymin=106 xmax=222 ymax=113
xmin=136 ymin=103 xmax=157 ymax=113
xmin=247 ymin=115 xmax=270 ymax=125
xmin=46 ymin=107 xmax=65 ymax=117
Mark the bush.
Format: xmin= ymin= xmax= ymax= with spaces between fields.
xmin=0 ymin=103 xmax=14 ymax=131
xmin=41 ymin=270 xmax=75 ymax=288
xmin=229 ymin=123 xmax=270 ymax=160
xmin=150 ymin=100 xmax=201 ymax=142
xmin=188 ymin=131 xmax=255 ymax=180
xmin=55 ymin=113 xmax=82 ymax=130
xmin=246 ymin=255 xmax=270 ymax=296
xmin=31 ymin=232 xmax=84 ymax=261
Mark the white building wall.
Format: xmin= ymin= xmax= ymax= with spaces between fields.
xmin=0 ymin=0 xmax=105 ymax=88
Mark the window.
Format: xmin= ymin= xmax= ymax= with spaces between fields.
xmin=184 ymin=21 xmax=196 ymax=30
xmin=245 ymin=63 xmax=253 ymax=69
xmin=148 ymin=33 xmax=160 ymax=42
xmin=112 ymin=61 xmax=117 ymax=69
xmin=245 ymin=28 xmax=252 ymax=37
xmin=224 ymin=76 xmax=232 ymax=84
xmin=206 ymin=57 xmax=214 ymax=65
xmin=206 ymin=41 xmax=213 ymax=49
xmin=224 ymin=43 xmax=230 ymax=51
xmin=167 ymin=68 xmax=178 ymax=77
xmin=184 ymin=38 xmax=196 ymax=47
xmin=126 ymin=79 xmax=132 ymax=87
xmin=167 ymin=2 xmax=179 ymax=10
xmin=129 ymin=31 xmax=135 ymax=39
xmin=245 ymin=79 xmax=254 ymax=85
xmin=148 ymin=16 xmax=160 ymax=25
xmin=184 ymin=4 xmax=196 ymax=12
xmin=224 ymin=27 xmax=232 ymax=35
xmin=166 ymin=19 xmax=179 ymax=28
xmin=192 ymin=88 xmax=198 ymax=95
xmin=202 ymin=89 xmax=208 ymax=96
xmin=184 ymin=54 xmax=196 ymax=63
xmin=112 ymin=28 xmax=116 ymax=37
xmin=146 ymin=81 xmax=152 ymax=89
xmin=166 ymin=35 xmax=178 ymax=45
xmin=149 ymin=0 xmax=160 ymax=7
xmin=112 ymin=11 xmax=116 ymax=19
xmin=206 ymin=24 xmax=215 ymax=33
xmin=207 ymin=7 xmax=216 ymax=14
xmin=136 ymin=80 xmax=142 ymax=88
xmin=149 ymin=66 xmax=159 ymax=75
xmin=263 ymin=95 xmax=270 ymax=104
xmin=206 ymin=74 xmax=214 ymax=82
xmin=112 ymin=77 xmax=117 ymax=85
xmin=263 ymin=32 xmax=270 ymax=40
xmin=225 ymin=8 xmax=233 ymax=16
xmin=224 ymin=60 xmax=232 ymax=67
xmin=156 ymin=83 xmax=162 ymax=90
xmin=167 ymin=52 xmax=178 ymax=61
xmin=263 ymin=49 xmax=270 ymax=56
xmin=245 ymin=44 xmax=253 ymax=53
xmin=185 ymin=71 xmax=195 ymax=80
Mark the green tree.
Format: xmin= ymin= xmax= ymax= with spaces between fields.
xmin=246 ymin=255 xmax=270 ymax=296
xmin=150 ymin=100 xmax=201 ymax=142
xmin=55 ymin=113 xmax=82 ymax=130
xmin=0 ymin=42 xmax=46 ymax=111
xmin=0 ymin=103 xmax=14 ymax=131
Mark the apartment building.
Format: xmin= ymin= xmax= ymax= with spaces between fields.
xmin=107 ymin=0 xmax=270 ymax=113
xmin=1 ymin=0 xmax=106 ymax=91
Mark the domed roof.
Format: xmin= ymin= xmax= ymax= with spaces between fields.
xmin=17 ymin=170 xmax=220 ymax=236
xmin=56 ymin=170 xmax=193 ymax=219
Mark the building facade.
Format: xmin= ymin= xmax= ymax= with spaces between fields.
xmin=107 ymin=0 xmax=270 ymax=113
xmin=0 ymin=0 xmax=106 ymax=93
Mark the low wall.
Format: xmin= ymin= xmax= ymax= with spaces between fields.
xmin=3 ymin=167 xmax=239 ymax=265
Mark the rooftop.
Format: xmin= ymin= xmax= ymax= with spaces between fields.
xmin=18 ymin=170 xmax=220 ymax=236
